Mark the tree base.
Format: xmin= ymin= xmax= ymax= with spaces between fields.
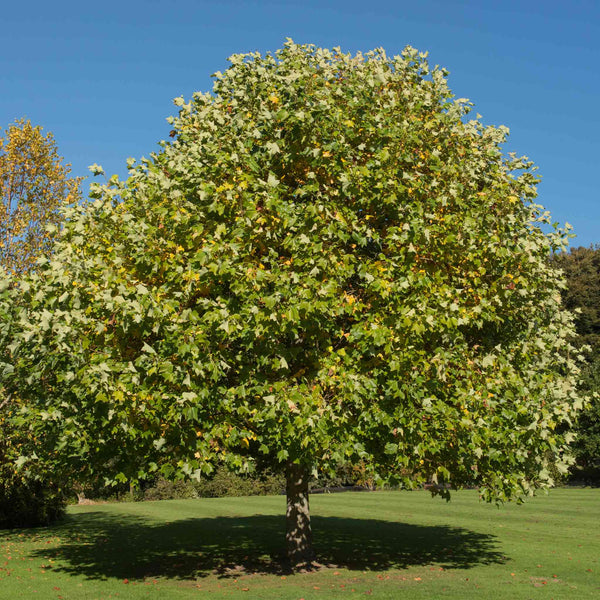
xmin=285 ymin=462 xmax=315 ymax=568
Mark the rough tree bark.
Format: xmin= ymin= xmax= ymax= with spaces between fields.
xmin=285 ymin=461 xmax=316 ymax=568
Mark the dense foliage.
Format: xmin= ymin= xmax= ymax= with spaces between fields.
xmin=0 ymin=42 xmax=584 ymax=558
xmin=552 ymin=246 xmax=600 ymax=482
xmin=0 ymin=276 xmax=67 ymax=528
xmin=0 ymin=120 xmax=80 ymax=528
xmin=0 ymin=463 xmax=65 ymax=529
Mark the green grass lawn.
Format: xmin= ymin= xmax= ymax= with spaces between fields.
xmin=1 ymin=488 xmax=598 ymax=599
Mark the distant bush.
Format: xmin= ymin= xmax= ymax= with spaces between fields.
xmin=194 ymin=467 xmax=284 ymax=498
xmin=309 ymin=462 xmax=373 ymax=491
xmin=569 ymin=464 xmax=600 ymax=486
xmin=142 ymin=467 xmax=284 ymax=501
xmin=143 ymin=477 xmax=198 ymax=501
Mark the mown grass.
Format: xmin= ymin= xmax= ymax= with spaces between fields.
xmin=1 ymin=488 xmax=598 ymax=599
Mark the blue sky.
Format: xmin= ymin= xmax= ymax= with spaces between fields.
xmin=2 ymin=0 xmax=598 ymax=247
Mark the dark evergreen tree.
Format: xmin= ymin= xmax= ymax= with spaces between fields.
xmin=553 ymin=246 xmax=600 ymax=483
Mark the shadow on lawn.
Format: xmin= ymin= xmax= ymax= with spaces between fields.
xmin=25 ymin=511 xmax=506 ymax=580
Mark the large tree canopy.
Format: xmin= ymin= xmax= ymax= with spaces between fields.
xmin=0 ymin=42 xmax=584 ymax=562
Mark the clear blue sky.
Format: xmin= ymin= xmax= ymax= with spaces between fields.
xmin=2 ymin=0 xmax=598 ymax=247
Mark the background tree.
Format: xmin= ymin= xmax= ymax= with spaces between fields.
xmin=0 ymin=120 xmax=81 ymax=527
xmin=1 ymin=42 xmax=583 ymax=563
xmin=0 ymin=119 xmax=81 ymax=274
xmin=552 ymin=246 xmax=600 ymax=482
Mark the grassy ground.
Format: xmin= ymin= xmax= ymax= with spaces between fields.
xmin=1 ymin=488 xmax=598 ymax=599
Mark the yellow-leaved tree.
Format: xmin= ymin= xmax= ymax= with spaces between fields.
xmin=0 ymin=119 xmax=81 ymax=274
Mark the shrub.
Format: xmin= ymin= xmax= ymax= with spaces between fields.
xmin=193 ymin=467 xmax=284 ymax=498
xmin=143 ymin=478 xmax=198 ymax=501
xmin=0 ymin=476 xmax=65 ymax=529
xmin=142 ymin=467 xmax=284 ymax=501
xmin=0 ymin=443 xmax=66 ymax=529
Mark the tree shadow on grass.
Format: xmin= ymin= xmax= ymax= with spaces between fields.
xmin=23 ymin=511 xmax=506 ymax=580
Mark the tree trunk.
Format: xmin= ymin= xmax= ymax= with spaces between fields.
xmin=285 ymin=461 xmax=316 ymax=568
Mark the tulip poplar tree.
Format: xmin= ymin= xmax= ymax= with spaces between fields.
xmin=0 ymin=42 xmax=584 ymax=565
